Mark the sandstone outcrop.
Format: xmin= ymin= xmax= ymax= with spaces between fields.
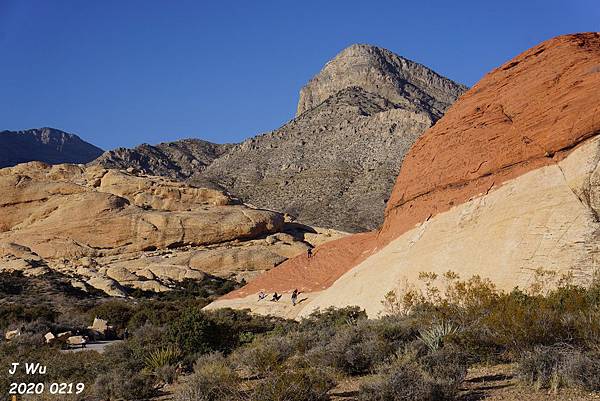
xmin=0 ymin=162 xmax=345 ymax=295
xmin=208 ymin=33 xmax=600 ymax=318
xmin=0 ymin=127 xmax=103 ymax=168
xmin=0 ymin=163 xmax=282 ymax=258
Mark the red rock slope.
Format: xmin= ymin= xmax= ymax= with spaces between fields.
xmin=381 ymin=32 xmax=600 ymax=244
xmin=211 ymin=33 xmax=600 ymax=312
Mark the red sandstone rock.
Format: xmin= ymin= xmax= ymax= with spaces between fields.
xmin=221 ymin=232 xmax=376 ymax=299
xmin=381 ymin=32 xmax=600 ymax=243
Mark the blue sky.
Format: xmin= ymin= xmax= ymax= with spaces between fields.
xmin=1 ymin=0 xmax=598 ymax=149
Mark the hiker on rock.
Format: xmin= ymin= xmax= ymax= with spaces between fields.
xmin=291 ymin=289 xmax=301 ymax=306
xmin=258 ymin=291 xmax=267 ymax=301
xmin=307 ymin=248 xmax=313 ymax=258
xmin=271 ymin=292 xmax=281 ymax=302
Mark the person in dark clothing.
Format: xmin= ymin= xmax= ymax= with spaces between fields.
xmin=123 ymin=328 xmax=129 ymax=340
xmin=271 ymin=292 xmax=282 ymax=302
xmin=291 ymin=289 xmax=300 ymax=306
xmin=307 ymin=248 xmax=313 ymax=258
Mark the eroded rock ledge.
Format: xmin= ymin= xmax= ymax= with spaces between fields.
xmin=0 ymin=162 xmax=346 ymax=296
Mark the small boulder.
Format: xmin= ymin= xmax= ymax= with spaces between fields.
xmin=44 ymin=332 xmax=56 ymax=344
xmin=5 ymin=329 xmax=21 ymax=340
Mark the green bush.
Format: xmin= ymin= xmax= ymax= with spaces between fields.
xmin=167 ymin=308 xmax=223 ymax=357
xmin=144 ymin=345 xmax=181 ymax=372
xmin=87 ymin=300 xmax=133 ymax=329
xmin=384 ymin=271 xmax=600 ymax=362
xmin=167 ymin=308 xmax=283 ymax=361
xmin=299 ymin=306 xmax=366 ymax=331
xmin=0 ymin=336 xmax=104 ymax=398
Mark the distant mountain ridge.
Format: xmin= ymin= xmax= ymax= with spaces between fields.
xmin=0 ymin=127 xmax=103 ymax=168
xmin=92 ymin=139 xmax=233 ymax=189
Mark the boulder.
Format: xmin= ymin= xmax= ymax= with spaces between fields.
xmin=5 ymin=329 xmax=21 ymax=340
xmin=66 ymin=335 xmax=86 ymax=347
xmin=90 ymin=317 xmax=109 ymax=334
xmin=44 ymin=332 xmax=56 ymax=343
xmin=86 ymin=277 xmax=127 ymax=297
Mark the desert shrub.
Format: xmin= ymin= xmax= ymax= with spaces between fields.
xmin=230 ymin=334 xmax=297 ymax=376
xmin=126 ymin=298 xmax=208 ymax=330
xmin=359 ymin=349 xmax=466 ymax=401
xmin=0 ymin=335 xmax=105 ymax=397
xmin=418 ymin=347 xmax=468 ymax=396
xmin=144 ymin=344 xmax=181 ymax=372
xmin=175 ymin=353 xmax=241 ymax=401
xmin=167 ymin=308 xmax=282 ymax=361
xmin=205 ymin=308 xmax=285 ymax=349
xmin=0 ymin=271 xmax=27 ymax=295
xmin=92 ymin=368 xmax=156 ymax=401
xmin=299 ymin=306 xmax=366 ymax=331
xmin=518 ymin=345 xmax=570 ymax=390
xmin=383 ymin=271 xmax=600 ymax=361
xmin=560 ymin=349 xmax=600 ymax=390
xmin=250 ymin=366 xmax=335 ymax=401
xmin=103 ymin=340 xmax=144 ymax=371
xmin=42 ymin=350 xmax=105 ymax=384
xmin=518 ymin=346 xmax=600 ymax=391
xmin=369 ymin=315 xmax=418 ymax=346
xmin=167 ymin=308 xmax=223 ymax=358
xmin=358 ymin=361 xmax=439 ymax=401
xmin=417 ymin=321 xmax=459 ymax=351
xmin=155 ymin=364 xmax=178 ymax=384
xmin=0 ymin=304 xmax=57 ymax=329
xmin=127 ymin=323 xmax=171 ymax=356
xmin=307 ymin=322 xmax=394 ymax=375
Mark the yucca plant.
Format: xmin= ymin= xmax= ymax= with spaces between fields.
xmin=418 ymin=321 xmax=459 ymax=351
xmin=144 ymin=345 xmax=182 ymax=372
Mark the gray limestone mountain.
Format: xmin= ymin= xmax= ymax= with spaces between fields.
xmin=0 ymin=127 xmax=103 ymax=168
xmin=94 ymin=44 xmax=467 ymax=232
xmin=202 ymin=86 xmax=435 ymax=232
xmin=296 ymin=44 xmax=467 ymax=117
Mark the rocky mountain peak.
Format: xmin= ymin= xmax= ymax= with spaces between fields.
xmin=0 ymin=127 xmax=103 ymax=168
xmin=296 ymin=43 xmax=467 ymax=117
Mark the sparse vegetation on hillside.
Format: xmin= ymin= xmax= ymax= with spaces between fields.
xmin=4 ymin=270 xmax=600 ymax=400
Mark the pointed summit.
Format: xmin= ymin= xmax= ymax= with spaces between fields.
xmin=296 ymin=44 xmax=467 ymax=117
